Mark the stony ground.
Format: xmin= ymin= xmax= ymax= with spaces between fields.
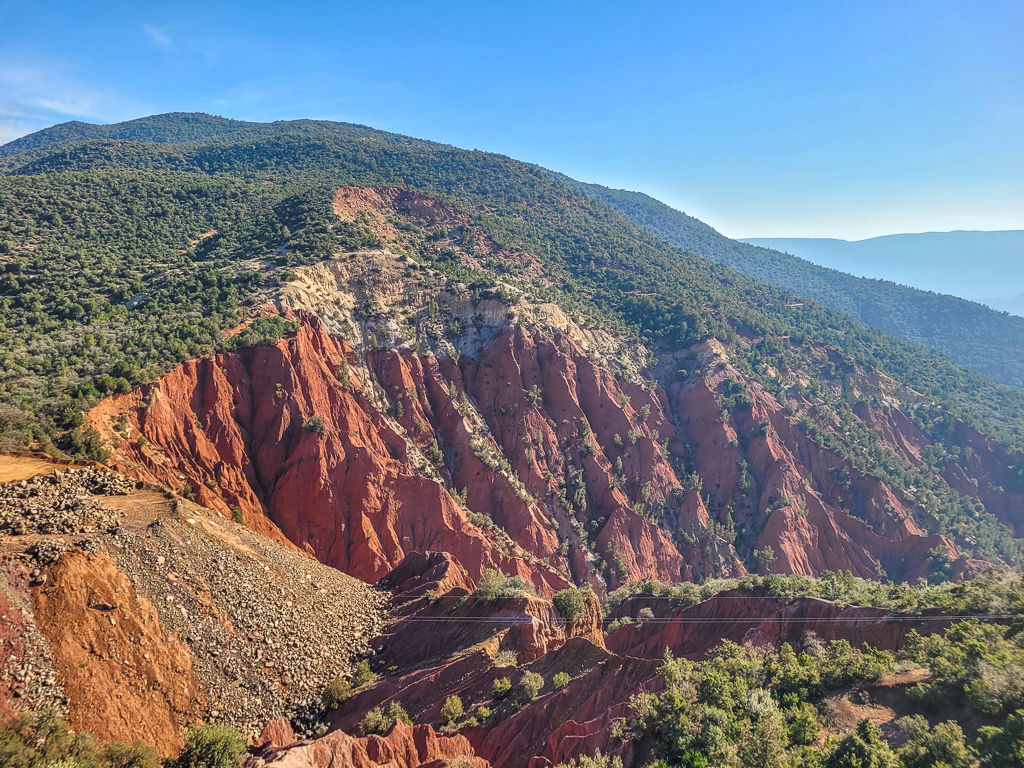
xmin=0 ymin=457 xmax=390 ymax=740
xmin=0 ymin=467 xmax=131 ymax=536
xmin=108 ymin=497 xmax=390 ymax=735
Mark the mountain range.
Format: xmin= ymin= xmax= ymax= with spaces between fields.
xmin=1 ymin=112 xmax=1023 ymax=768
xmin=743 ymin=231 xmax=1024 ymax=316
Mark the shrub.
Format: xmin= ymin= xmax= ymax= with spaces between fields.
xmin=754 ymin=546 xmax=776 ymax=574
xmin=554 ymin=750 xmax=624 ymax=768
xmin=492 ymin=677 xmax=512 ymax=699
xmin=978 ymin=709 xmax=1024 ymax=768
xmin=494 ymin=649 xmax=518 ymax=667
xmin=475 ymin=569 xmax=530 ymax=600
xmin=522 ymin=671 xmax=544 ymax=699
xmin=553 ymin=672 xmax=571 ymax=690
xmin=322 ymin=676 xmax=351 ymax=710
xmin=823 ymin=719 xmax=897 ymax=768
xmin=359 ymin=701 xmax=412 ymax=736
xmin=303 ymin=415 xmax=327 ymax=435
xmin=786 ymin=702 xmax=820 ymax=746
xmin=440 ymin=695 xmax=464 ymax=724
xmin=57 ymin=425 xmax=110 ymax=462
xmin=105 ymin=741 xmax=160 ymax=768
xmin=905 ymin=682 xmax=944 ymax=713
xmin=476 ymin=706 xmax=492 ymax=720
xmin=351 ymin=659 xmax=374 ymax=687
xmin=637 ymin=607 xmax=655 ymax=623
xmin=552 ymin=588 xmax=587 ymax=625
xmin=170 ymin=725 xmax=247 ymax=768
xmin=0 ymin=709 xmax=101 ymax=768
xmin=897 ymin=715 xmax=974 ymax=768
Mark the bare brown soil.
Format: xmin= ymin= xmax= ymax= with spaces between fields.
xmin=0 ymin=455 xmax=62 ymax=483
xmin=33 ymin=551 xmax=201 ymax=756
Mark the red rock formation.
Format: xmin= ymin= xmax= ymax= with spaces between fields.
xmin=250 ymin=720 xmax=488 ymax=768
xmin=670 ymin=350 xmax=961 ymax=581
xmin=469 ymin=640 xmax=661 ymax=768
xmin=89 ymin=316 xmax=567 ymax=596
xmin=326 ymin=553 xmax=608 ymax=750
xmin=0 ymin=558 xmax=41 ymax=721
xmin=460 ymin=328 xmax=705 ymax=589
xmin=379 ymin=551 xmax=477 ymax=599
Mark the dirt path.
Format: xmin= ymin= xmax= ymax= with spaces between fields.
xmin=0 ymin=455 xmax=62 ymax=483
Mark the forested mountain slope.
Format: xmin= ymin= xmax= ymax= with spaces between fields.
xmin=0 ymin=111 xmax=440 ymax=159
xmin=558 ymin=175 xmax=1024 ymax=390
xmin=4 ymin=112 xmax=1024 ymax=768
xmin=1 ymin=113 xmax=1024 ymax=584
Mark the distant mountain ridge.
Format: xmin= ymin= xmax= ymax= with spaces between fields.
xmin=0 ymin=111 xmax=442 ymax=158
xmin=742 ymin=231 xmax=1024 ymax=311
xmin=555 ymin=174 xmax=1024 ymax=389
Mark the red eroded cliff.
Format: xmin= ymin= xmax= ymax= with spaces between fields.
xmin=325 ymin=552 xmax=646 ymax=768
xmin=369 ymin=326 xmax=722 ymax=590
xmin=669 ymin=347 xmax=960 ymax=581
xmin=250 ymin=719 xmax=489 ymax=768
xmin=88 ymin=315 xmax=567 ymax=595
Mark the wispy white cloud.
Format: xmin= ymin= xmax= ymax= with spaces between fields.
xmin=0 ymin=59 xmax=141 ymax=124
xmin=142 ymin=24 xmax=172 ymax=50
xmin=0 ymin=120 xmax=33 ymax=145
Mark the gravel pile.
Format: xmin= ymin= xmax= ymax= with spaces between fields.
xmin=0 ymin=468 xmax=131 ymax=536
xmin=0 ymin=558 xmax=67 ymax=712
xmin=109 ymin=501 xmax=390 ymax=737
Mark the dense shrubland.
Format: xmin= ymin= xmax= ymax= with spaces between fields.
xmin=607 ymin=568 xmax=1024 ymax=617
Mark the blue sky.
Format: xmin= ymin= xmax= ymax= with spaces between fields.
xmin=1 ymin=0 xmax=1021 ymax=239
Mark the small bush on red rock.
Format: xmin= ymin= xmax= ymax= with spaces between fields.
xmin=359 ymin=702 xmax=412 ymax=736
xmin=322 ymin=676 xmax=351 ymax=710
xmin=169 ymin=725 xmax=247 ymax=768
xmin=302 ymin=415 xmax=327 ymax=435
xmin=521 ymin=671 xmax=544 ymax=699
xmin=441 ymin=695 xmax=464 ymax=724
xmin=552 ymin=588 xmax=587 ymax=625
xmin=492 ymin=677 xmax=512 ymax=700
xmin=351 ymin=659 xmax=374 ymax=687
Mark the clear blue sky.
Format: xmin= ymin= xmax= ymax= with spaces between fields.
xmin=1 ymin=0 xmax=1022 ymax=239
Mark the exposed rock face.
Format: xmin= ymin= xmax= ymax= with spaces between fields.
xmin=89 ymin=316 xmax=567 ymax=596
xmin=32 ymin=551 xmax=199 ymax=754
xmin=0 ymin=557 xmax=64 ymax=719
xmin=250 ymin=720 xmax=488 ymax=768
xmin=369 ymin=327 xmax=719 ymax=590
xmin=317 ymin=552 xmax=646 ymax=768
xmin=87 ymin=186 xmax=1024 ymax=589
xmin=378 ymin=551 xmax=476 ymax=599
xmin=667 ymin=341 xmax=971 ymax=581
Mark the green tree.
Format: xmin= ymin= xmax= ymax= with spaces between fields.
xmin=896 ymin=716 xmax=974 ymax=768
xmin=823 ymin=720 xmax=897 ymax=768
xmin=553 ymin=588 xmax=588 ymax=625
xmin=440 ymin=695 xmax=464 ymax=724
xmin=977 ymin=709 xmax=1024 ymax=768
xmin=169 ymin=725 xmax=247 ymax=768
